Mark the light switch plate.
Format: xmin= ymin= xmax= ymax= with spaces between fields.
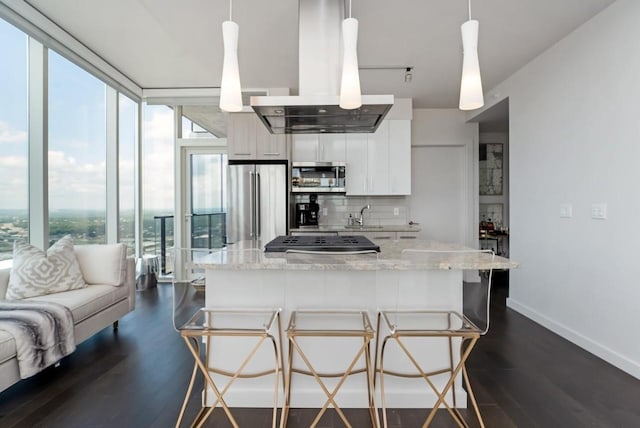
xmin=591 ymin=203 xmax=607 ymax=219
xmin=322 ymin=207 xmax=328 ymax=216
xmin=559 ymin=204 xmax=573 ymax=218
xmin=394 ymin=207 xmax=399 ymax=216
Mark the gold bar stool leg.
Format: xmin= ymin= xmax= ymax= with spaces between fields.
xmin=280 ymin=330 xmax=295 ymax=428
xmin=176 ymin=337 xmax=200 ymax=428
xmin=177 ymin=309 xmax=284 ymax=428
xmin=375 ymin=310 xmax=483 ymax=428
xmin=283 ymin=310 xmax=379 ymax=428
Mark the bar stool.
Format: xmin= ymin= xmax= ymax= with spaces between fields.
xmin=171 ymin=248 xmax=285 ymax=428
xmin=374 ymin=249 xmax=494 ymax=428
xmin=281 ymin=250 xmax=380 ymax=428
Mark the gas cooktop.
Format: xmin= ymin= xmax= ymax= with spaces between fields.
xmin=264 ymin=235 xmax=380 ymax=253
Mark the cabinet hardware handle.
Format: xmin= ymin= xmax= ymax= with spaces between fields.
xmin=399 ymin=236 xmax=417 ymax=239
xmin=234 ymin=152 xmax=251 ymax=155
xmin=263 ymin=152 xmax=280 ymax=156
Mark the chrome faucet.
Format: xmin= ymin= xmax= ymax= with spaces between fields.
xmin=357 ymin=205 xmax=371 ymax=226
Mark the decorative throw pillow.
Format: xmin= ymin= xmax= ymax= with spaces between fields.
xmin=6 ymin=235 xmax=87 ymax=300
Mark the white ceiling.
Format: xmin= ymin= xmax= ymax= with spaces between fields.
xmin=25 ymin=0 xmax=615 ymax=108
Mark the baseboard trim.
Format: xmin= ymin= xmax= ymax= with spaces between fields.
xmin=507 ymin=297 xmax=640 ymax=380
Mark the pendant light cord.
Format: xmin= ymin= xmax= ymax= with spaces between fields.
xmin=468 ymin=0 xmax=472 ymax=20
xmin=229 ymin=0 xmax=233 ymax=21
xmin=349 ymin=0 xmax=352 ymax=18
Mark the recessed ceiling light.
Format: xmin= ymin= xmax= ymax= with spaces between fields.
xmin=318 ymin=108 xmax=327 ymax=114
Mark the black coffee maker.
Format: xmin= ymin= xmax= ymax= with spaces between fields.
xmin=295 ymin=194 xmax=320 ymax=227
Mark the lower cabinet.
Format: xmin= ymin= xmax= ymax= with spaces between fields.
xmin=290 ymin=231 xmax=339 ymax=236
xmin=290 ymin=230 xmax=419 ymax=240
xmin=337 ymin=231 xmax=418 ymax=241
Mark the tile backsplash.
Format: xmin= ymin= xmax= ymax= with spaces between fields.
xmin=292 ymin=194 xmax=410 ymax=226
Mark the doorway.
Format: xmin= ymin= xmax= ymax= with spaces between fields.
xmin=181 ymin=148 xmax=228 ymax=250
xmin=473 ymin=98 xmax=510 ymax=296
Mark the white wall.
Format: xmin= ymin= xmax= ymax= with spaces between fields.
xmin=409 ymin=109 xmax=478 ymax=249
xmin=472 ymin=0 xmax=640 ymax=378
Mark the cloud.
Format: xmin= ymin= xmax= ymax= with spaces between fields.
xmin=142 ymin=107 xmax=175 ymax=211
xmin=48 ymin=150 xmax=106 ymax=210
xmin=143 ymin=108 xmax=174 ymax=142
xmin=0 ymin=121 xmax=27 ymax=144
xmin=0 ymin=155 xmax=27 ymax=209
xmin=0 ymin=106 xmax=178 ymax=212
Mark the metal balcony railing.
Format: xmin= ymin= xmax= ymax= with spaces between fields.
xmin=153 ymin=213 xmax=226 ymax=275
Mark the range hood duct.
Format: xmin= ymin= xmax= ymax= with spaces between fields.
xmin=250 ymin=0 xmax=394 ymax=134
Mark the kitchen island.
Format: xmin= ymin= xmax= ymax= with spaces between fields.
xmin=195 ymin=239 xmax=517 ymax=409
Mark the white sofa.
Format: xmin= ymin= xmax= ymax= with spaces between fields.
xmin=0 ymin=243 xmax=136 ymax=392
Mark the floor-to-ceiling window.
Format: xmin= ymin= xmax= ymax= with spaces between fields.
xmin=0 ymin=15 xmax=143 ymax=260
xmin=142 ymin=104 xmax=174 ymax=255
xmin=48 ymin=51 xmax=107 ymax=245
xmin=119 ymin=94 xmax=137 ymax=255
xmin=0 ymin=19 xmax=28 ymax=261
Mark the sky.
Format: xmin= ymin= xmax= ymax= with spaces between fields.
xmin=0 ymin=17 xmax=176 ymax=213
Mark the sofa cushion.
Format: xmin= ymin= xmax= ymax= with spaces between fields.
xmin=0 ymin=330 xmax=16 ymax=365
xmin=0 ymin=267 xmax=10 ymax=299
xmin=6 ymin=236 xmax=86 ymax=300
xmin=74 ymin=244 xmax=127 ymax=287
xmin=26 ymin=284 xmax=129 ymax=324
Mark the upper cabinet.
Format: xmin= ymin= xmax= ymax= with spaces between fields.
xmin=292 ymin=134 xmax=346 ymax=162
xmin=227 ymin=113 xmax=289 ymax=160
xmin=345 ymin=119 xmax=411 ymax=196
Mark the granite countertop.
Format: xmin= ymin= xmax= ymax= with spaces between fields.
xmin=289 ymin=224 xmax=422 ymax=233
xmin=194 ymin=239 xmax=518 ymax=271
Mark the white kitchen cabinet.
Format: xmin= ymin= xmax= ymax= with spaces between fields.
xmin=227 ymin=113 xmax=255 ymax=159
xmin=255 ymin=118 xmax=287 ymax=159
xmin=367 ymin=121 xmax=390 ymax=195
xmin=227 ymin=113 xmax=288 ymax=160
xmin=318 ymin=134 xmax=346 ymax=162
xmin=345 ymin=120 xmax=411 ymax=196
xmin=345 ymin=133 xmax=368 ymax=194
xmin=388 ymin=120 xmax=411 ymax=195
xmin=292 ymin=134 xmax=346 ymax=162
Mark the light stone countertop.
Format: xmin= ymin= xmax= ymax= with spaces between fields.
xmin=193 ymin=239 xmax=518 ymax=271
xmin=289 ymin=224 xmax=422 ymax=233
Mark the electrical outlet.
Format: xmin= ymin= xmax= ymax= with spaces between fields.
xmin=559 ymin=204 xmax=573 ymax=218
xmin=591 ymin=203 xmax=607 ymax=220
xmin=393 ymin=207 xmax=399 ymax=216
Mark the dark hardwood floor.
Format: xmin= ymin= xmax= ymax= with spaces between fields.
xmin=1 ymin=277 xmax=639 ymax=427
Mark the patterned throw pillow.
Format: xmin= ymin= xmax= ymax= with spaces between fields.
xmin=5 ymin=235 xmax=87 ymax=300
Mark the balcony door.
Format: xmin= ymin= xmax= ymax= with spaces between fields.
xmin=182 ymin=147 xmax=228 ymax=250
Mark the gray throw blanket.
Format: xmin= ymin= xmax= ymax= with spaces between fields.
xmin=0 ymin=301 xmax=76 ymax=379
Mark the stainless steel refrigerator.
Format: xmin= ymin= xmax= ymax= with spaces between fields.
xmin=226 ymin=161 xmax=288 ymax=245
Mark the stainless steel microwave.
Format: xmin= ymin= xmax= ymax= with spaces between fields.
xmin=291 ymin=162 xmax=346 ymax=193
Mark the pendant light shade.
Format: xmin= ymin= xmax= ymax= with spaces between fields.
xmin=459 ymin=19 xmax=484 ymax=110
xmin=339 ymin=17 xmax=362 ymax=110
xmin=220 ymin=20 xmax=243 ymax=112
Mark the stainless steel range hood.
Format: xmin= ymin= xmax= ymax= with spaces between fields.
xmin=250 ymin=0 xmax=394 ymax=134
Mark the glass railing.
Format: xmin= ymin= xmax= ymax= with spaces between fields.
xmin=153 ymin=213 xmax=226 ymax=275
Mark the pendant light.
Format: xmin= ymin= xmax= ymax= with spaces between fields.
xmin=339 ymin=0 xmax=362 ymax=110
xmin=220 ymin=0 xmax=243 ymax=112
xmin=459 ymin=0 xmax=484 ymax=110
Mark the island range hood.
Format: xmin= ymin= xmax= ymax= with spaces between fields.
xmin=250 ymin=0 xmax=394 ymax=134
